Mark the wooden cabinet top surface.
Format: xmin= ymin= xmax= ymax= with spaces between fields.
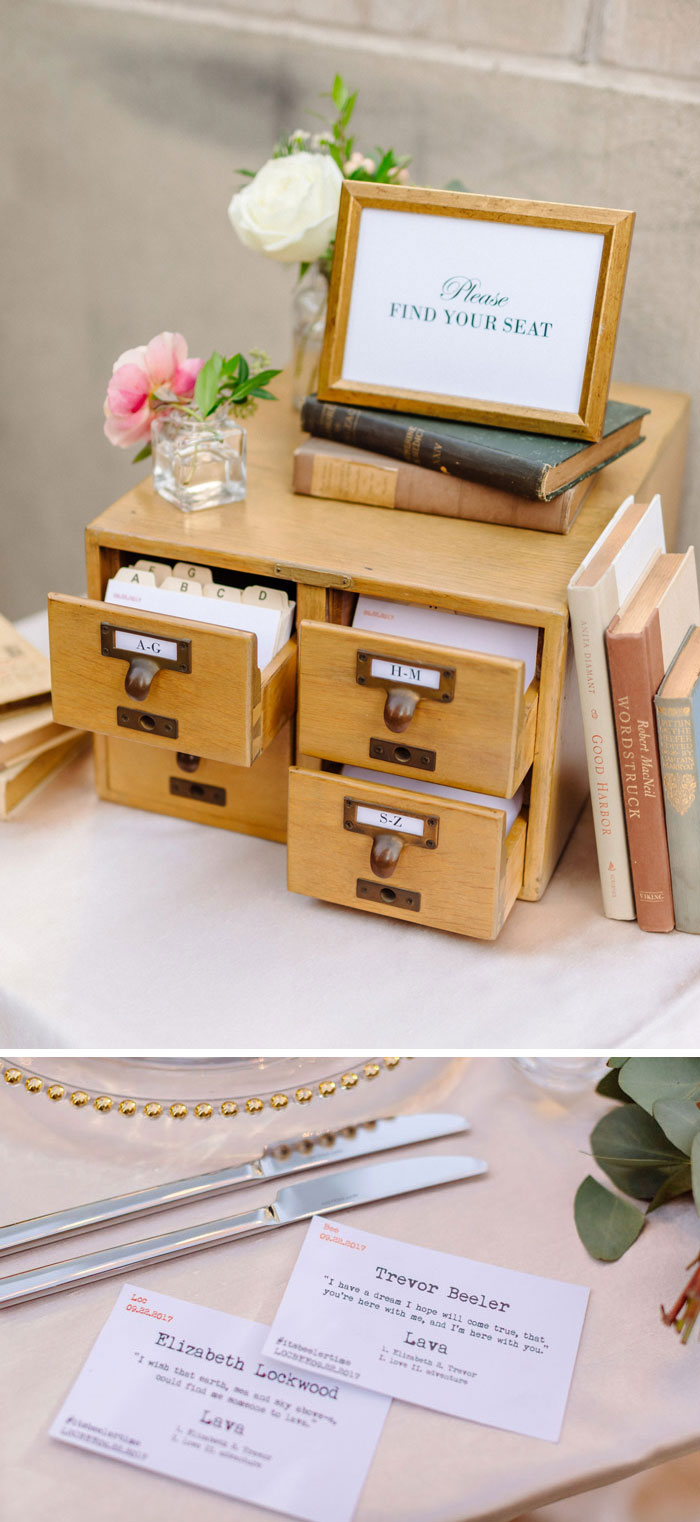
xmin=88 ymin=377 xmax=689 ymax=621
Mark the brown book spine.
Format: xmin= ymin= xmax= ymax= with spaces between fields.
xmin=605 ymin=614 xmax=674 ymax=931
xmin=292 ymin=444 xmax=589 ymax=534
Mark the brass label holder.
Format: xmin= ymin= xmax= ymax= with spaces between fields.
xmin=101 ymin=623 xmax=192 ymax=702
xmin=343 ymin=797 xmax=439 ymax=850
xmin=355 ymin=650 xmax=455 ymax=703
xmin=100 ymin=623 xmax=192 ymax=674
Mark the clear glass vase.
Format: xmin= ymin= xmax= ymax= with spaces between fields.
xmin=151 ymin=407 xmax=246 ymax=512
xmin=291 ymin=261 xmax=329 ymax=409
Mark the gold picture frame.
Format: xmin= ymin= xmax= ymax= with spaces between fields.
xmin=318 ymin=184 xmax=635 ymax=441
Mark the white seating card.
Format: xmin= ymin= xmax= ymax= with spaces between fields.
xmin=265 ymin=1217 xmax=589 ymax=1443
xmin=353 ymin=595 xmax=539 ymax=689
xmin=51 ymin=1283 xmax=389 ymax=1522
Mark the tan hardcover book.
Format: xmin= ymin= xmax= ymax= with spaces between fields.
xmin=0 ymin=702 xmax=68 ymax=766
xmin=293 ymin=438 xmax=593 ymax=534
xmin=0 ymin=731 xmax=87 ymax=818
xmin=605 ymin=549 xmax=700 ymax=931
xmin=0 ymin=614 xmax=51 ymax=713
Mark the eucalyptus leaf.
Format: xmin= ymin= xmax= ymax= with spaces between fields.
xmin=591 ymin=1103 xmax=689 ymax=1199
xmin=618 ymin=1057 xmax=700 ymax=1114
xmin=607 ymin=1058 xmax=630 ymax=1070
xmin=596 ymin=1068 xmax=634 ymax=1103
xmin=692 ymin=1131 xmax=700 ymax=1217
xmin=653 ymin=1096 xmax=700 ymax=1156
xmin=574 ymin=1176 xmax=645 ymax=1261
xmin=646 ymin=1162 xmax=692 ymax=1213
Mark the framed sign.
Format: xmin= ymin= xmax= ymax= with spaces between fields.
xmin=318 ymin=185 xmax=634 ymax=441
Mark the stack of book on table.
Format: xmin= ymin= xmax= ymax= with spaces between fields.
xmin=295 ymin=394 xmax=648 ymax=535
xmin=0 ymin=612 xmax=87 ymax=818
xmin=568 ymin=498 xmax=700 ymax=933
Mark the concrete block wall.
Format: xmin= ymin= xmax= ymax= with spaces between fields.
xmin=3 ymin=0 xmax=700 ymax=618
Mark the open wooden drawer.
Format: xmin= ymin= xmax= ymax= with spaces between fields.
xmin=297 ymin=620 xmax=538 ymax=798
xmin=48 ymin=593 xmax=296 ymax=767
xmin=287 ymin=767 xmax=526 ymax=940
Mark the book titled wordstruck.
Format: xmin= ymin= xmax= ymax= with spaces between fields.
xmin=265 ymin=1218 xmax=589 ymax=1443
xmin=51 ymin=1283 xmax=389 ymax=1522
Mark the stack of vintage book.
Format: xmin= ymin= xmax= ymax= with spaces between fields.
xmin=0 ymin=613 xmax=87 ymax=818
xmin=569 ymin=499 xmax=700 ymax=934
xmin=295 ymin=395 xmax=648 ymax=535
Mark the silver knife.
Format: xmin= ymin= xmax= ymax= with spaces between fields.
xmin=0 ymin=1154 xmax=487 ymax=1310
xmin=0 ymin=1113 xmax=469 ymax=1259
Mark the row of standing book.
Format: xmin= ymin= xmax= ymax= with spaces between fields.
xmin=0 ymin=613 xmax=87 ymax=818
xmin=569 ymin=497 xmax=700 ymax=934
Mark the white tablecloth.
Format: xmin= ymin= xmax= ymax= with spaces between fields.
xmin=2 ymin=1057 xmax=699 ymax=1522
xmin=2 ymin=615 xmax=699 ymax=1050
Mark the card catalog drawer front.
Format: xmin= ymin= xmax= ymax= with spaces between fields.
xmin=49 ymin=594 xmax=296 ymax=766
xmin=298 ymin=621 xmax=537 ymax=798
xmin=287 ymin=768 xmax=526 ymax=940
xmin=101 ymin=722 xmax=292 ymax=841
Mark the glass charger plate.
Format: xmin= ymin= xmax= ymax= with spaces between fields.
xmin=2 ymin=1056 xmax=466 ymax=1170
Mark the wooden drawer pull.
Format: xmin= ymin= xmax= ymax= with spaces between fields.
xmin=124 ymin=655 xmax=160 ymax=701
xmin=369 ymin=831 xmax=405 ymax=879
xmin=383 ymin=686 xmax=420 ymax=733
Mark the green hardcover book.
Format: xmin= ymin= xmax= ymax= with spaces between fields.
xmin=301 ymin=395 xmax=648 ymax=501
xmin=655 ymin=626 xmax=700 ymax=934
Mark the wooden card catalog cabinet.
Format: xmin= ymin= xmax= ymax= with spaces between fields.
xmin=51 ymin=374 xmax=688 ymax=932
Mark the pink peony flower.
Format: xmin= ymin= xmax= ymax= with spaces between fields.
xmin=104 ymin=331 xmax=204 ymax=448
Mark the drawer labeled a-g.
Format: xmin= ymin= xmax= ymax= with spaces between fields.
xmin=287 ymin=767 xmax=526 ymax=940
xmin=297 ymin=621 xmax=538 ymax=798
xmin=48 ymin=594 xmax=296 ymax=766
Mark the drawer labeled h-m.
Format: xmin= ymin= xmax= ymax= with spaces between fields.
xmin=48 ymin=593 xmax=296 ymax=766
xmin=297 ymin=620 xmax=538 ymax=797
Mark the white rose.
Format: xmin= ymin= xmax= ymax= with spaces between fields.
xmin=228 ymin=152 xmax=343 ymax=263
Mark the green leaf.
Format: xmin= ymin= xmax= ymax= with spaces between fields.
xmin=234 ymin=168 xmax=256 ymax=178
xmin=194 ymin=351 xmax=224 ymax=418
xmin=574 ymin=1176 xmax=645 ymax=1261
xmin=596 ymin=1068 xmax=634 ymax=1102
xmin=692 ymin=1131 xmax=700 ymax=1217
xmin=619 ymin=1057 xmax=700 ymax=1114
xmin=245 ymin=367 xmax=281 ymax=388
xmin=222 ymin=353 xmax=242 ymax=376
xmin=646 ymin=1162 xmax=692 ymax=1213
xmin=331 ymin=74 xmax=347 ymax=110
xmin=591 ymin=1103 xmax=689 ymax=1199
xmin=248 ymin=387 xmax=277 ymax=400
xmin=653 ymin=1096 xmax=700 ymax=1156
xmin=445 ymin=177 xmax=468 ymax=193
xmin=607 ymin=1057 xmax=630 ymax=1070
xmin=299 ymin=261 xmax=310 ymax=280
xmin=131 ymin=441 xmax=152 ymax=464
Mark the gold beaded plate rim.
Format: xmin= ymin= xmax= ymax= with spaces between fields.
xmin=1 ymin=1059 xmax=403 ymax=1119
